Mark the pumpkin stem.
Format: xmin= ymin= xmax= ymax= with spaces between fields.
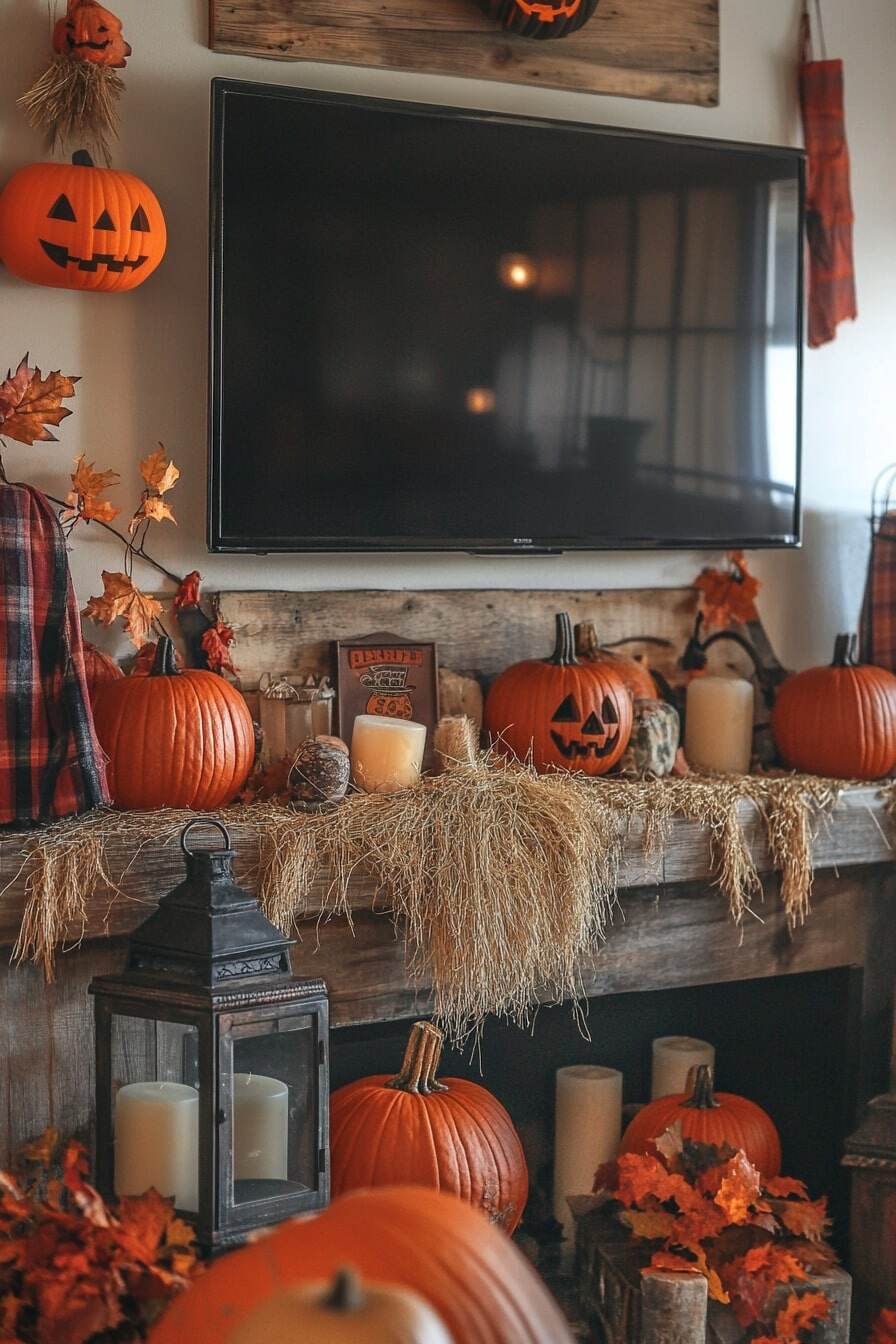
xmin=322 ymin=1268 xmax=365 ymax=1314
xmin=832 ymin=633 xmax=857 ymax=667
xmin=385 ymin=1020 xmax=449 ymax=1095
xmin=547 ymin=612 xmax=578 ymax=667
xmin=72 ymin=150 xmax=94 ymax=169
xmin=150 ymin=637 xmax=180 ymax=678
xmin=684 ymin=1064 xmax=721 ymax=1110
xmin=574 ymin=620 xmax=600 ymax=660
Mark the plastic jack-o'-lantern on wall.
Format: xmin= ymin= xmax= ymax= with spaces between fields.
xmin=0 ymin=151 xmax=166 ymax=293
xmin=52 ymin=0 xmax=132 ymax=68
xmin=480 ymin=0 xmax=599 ymax=40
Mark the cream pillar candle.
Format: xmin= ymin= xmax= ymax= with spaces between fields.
xmin=651 ymin=1036 xmax=716 ymax=1099
xmin=351 ymin=715 xmax=427 ymax=793
xmin=684 ymin=675 xmax=753 ymax=774
xmin=553 ymin=1065 xmax=623 ymax=1240
xmin=233 ymin=1072 xmax=289 ymax=1182
xmin=114 ymin=1081 xmax=199 ymax=1211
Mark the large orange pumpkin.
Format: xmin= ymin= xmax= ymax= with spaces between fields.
xmin=620 ymin=1065 xmax=782 ymax=1179
xmin=82 ymin=641 xmax=123 ymax=700
xmin=91 ymin=637 xmax=254 ymax=810
xmin=574 ymin=620 xmax=658 ymax=701
xmin=330 ymin=1021 xmax=529 ymax=1232
xmin=485 ymin=612 xmax=632 ymax=774
xmin=52 ymin=0 xmax=131 ymax=67
xmin=771 ymin=633 xmax=896 ymax=780
xmin=0 ymin=151 xmax=166 ymax=293
xmin=148 ymin=1187 xmax=575 ymax=1344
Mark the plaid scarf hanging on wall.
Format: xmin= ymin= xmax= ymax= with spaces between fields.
xmin=0 ymin=481 xmax=109 ymax=826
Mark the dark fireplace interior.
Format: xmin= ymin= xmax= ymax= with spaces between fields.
xmin=331 ymin=967 xmax=888 ymax=1262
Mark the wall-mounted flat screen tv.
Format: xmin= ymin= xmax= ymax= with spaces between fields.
xmin=209 ymin=80 xmax=803 ymax=553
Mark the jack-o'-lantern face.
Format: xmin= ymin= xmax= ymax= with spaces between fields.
xmin=549 ymin=691 xmax=622 ymax=760
xmin=52 ymin=0 xmax=131 ymax=69
xmin=0 ymin=152 xmax=166 ymax=293
xmin=480 ymin=0 xmax=598 ymax=39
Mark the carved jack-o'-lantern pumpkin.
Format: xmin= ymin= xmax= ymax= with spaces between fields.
xmin=484 ymin=612 xmax=632 ymax=775
xmin=0 ymin=151 xmax=166 ymax=293
xmin=52 ymin=0 xmax=131 ymax=68
xmin=480 ymin=0 xmax=598 ymax=40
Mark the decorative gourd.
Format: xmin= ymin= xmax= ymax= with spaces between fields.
xmin=82 ymin=642 xmax=123 ymax=700
xmin=617 ymin=698 xmax=680 ymax=777
xmin=771 ymin=634 xmax=896 ymax=780
xmin=330 ymin=1021 xmax=529 ymax=1232
xmin=574 ymin=621 xmax=658 ymax=701
xmin=52 ymin=0 xmax=131 ymax=67
xmin=226 ymin=1268 xmax=452 ymax=1344
xmin=289 ymin=736 xmax=350 ymax=806
xmin=91 ymin=637 xmax=254 ymax=810
xmin=0 ymin=151 xmax=166 ymax=293
xmin=484 ymin=612 xmax=632 ymax=775
xmin=620 ymin=1065 xmax=782 ymax=1179
xmin=148 ymin=1186 xmax=575 ymax=1344
xmin=480 ymin=0 xmax=598 ymax=40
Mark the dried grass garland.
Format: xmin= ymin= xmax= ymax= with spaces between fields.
xmin=18 ymin=57 xmax=124 ymax=165
xmin=4 ymin=760 xmax=850 ymax=1036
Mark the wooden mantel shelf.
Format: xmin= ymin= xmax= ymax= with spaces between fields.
xmin=0 ymin=785 xmax=894 ymax=1029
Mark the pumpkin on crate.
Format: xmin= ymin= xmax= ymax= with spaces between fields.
xmin=480 ymin=0 xmax=598 ymax=40
xmin=484 ymin=611 xmax=632 ymax=775
xmin=330 ymin=1020 xmax=529 ymax=1232
xmin=82 ymin=641 xmax=123 ymax=700
xmin=226 ymin=1268 xmax=452 ymax=1344
xmin=91 ymin=636 xmax=254 ymax=810
xmin=574 ymin=620 xmax=658 ymax=701
xmin=620 ymin=1065 xmax=782 ymax=1179
xmin=771 ymin=633 xmax=896 ymax=780
xmin=148 ymin=1186 xmax=575 ymax=1344
xmin=0 ymin=151 xmax=166 ymax=293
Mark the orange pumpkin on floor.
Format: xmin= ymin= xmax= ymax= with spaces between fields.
xmin=620 ymin=1065 xmax=781 ymax=1179
xmin=91 ymin=636 xmax=254 ymax=810
xmin=0 ymin=151 xmax=166 ymax=293
xmin=148 ymin=1186 xmax=575 ymax=1344
xmin=330 ymin=1021 xmax=529 ymax=1232
xmin=82 ymin=642 xmax=123 ymax=700
xmin=771 ymin=633 xmax=896 ymax=780
xmin=485 ymin=612 xmax=632 ymax=774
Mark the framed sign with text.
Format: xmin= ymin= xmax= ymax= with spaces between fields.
xmin=333 ymin=632 xmax=439 ymax=768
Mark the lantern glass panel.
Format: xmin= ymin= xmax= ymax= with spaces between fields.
xmin=225 ymin=1014 xmax=318 ymax=1207
xmin=109 ymin=1013 xmax=200 ymax=1212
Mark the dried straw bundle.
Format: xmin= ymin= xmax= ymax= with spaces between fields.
xmin=5 ymin=760 xmax=846 ymax=1036
xmin=18 ymin=56 xmax=124 ymax=164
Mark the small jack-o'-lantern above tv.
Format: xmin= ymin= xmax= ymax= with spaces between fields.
xmin=480 ymin=0 xmax=599 ymax=39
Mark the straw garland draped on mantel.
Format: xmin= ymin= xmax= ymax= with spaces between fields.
xmin=2 ymin=758 xmax=872 ymax=1037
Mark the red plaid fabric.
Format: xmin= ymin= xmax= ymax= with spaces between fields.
xmin=799 ymin=3 xmax=857 ymax=348
xmin=0 ymin=481 xmax=108 ymax=826
xmin=860 ymin=511 xmax=896 ymax=671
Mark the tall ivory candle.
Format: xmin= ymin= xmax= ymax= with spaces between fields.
xmin=553 ymin=1065 xmax=622 ymax=1240
xmin=114 ymin=1082 xmax=199 ymax=1211
xmin=233 ymin=1073 xmax=289 ymax=1182
xmin=351 ymin=715 xmax=427 ymax=793
xmin=684 ymin=676 xmax=753 ymax=774
xmin=651 ymin=1036 xmax=716 ymax=1099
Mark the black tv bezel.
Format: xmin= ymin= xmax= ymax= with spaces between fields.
xmin=208 ymin=78 xmax=805 ymax=555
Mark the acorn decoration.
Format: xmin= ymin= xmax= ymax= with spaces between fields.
xmin=289 ymin=735 xmax=351 ymax=808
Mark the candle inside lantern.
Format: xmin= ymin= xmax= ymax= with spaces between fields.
xmin=351 ymin=715 xmax=427 ymax=793
xmin=651 ymin=1036 xmax=716 ymax=1099
xmin=553 ymin=1065 xmax=622 ymax=1240
xmin=233 ymin=1072 xmax=289 ymax=1182
xmin=684 ymin=675 xmax=754 ymax=774
xmin=114 ymin=1081 xmax=199 ymax=1211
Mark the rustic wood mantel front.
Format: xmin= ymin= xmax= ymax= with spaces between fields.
xmin=1 ymin=784 xmax=895 ymax=1161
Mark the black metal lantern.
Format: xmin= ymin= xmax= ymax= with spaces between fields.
xmin=90 ymin=818 xmax=329 ymax=1250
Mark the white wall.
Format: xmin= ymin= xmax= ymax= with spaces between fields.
xmin=1 ymin=0 xmax=894 ymax=668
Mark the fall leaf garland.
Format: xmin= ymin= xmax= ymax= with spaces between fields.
xmin=694 ymin=550 xmax=762 ymax=630
xmin=0 ymin=1128 xmax=198 ymax=1344
xmin=592 ymin=1124 xmax=836 ymax=1343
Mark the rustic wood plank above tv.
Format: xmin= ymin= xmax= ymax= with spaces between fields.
xmin=208 ymin=0 xmax=720 ymax=107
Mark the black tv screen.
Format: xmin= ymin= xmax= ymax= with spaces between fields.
xmin=209 ymin=80 xmax=803 ymax=553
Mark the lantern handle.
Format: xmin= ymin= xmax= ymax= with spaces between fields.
xmin=180 ymin=817 xmax=232 ymax=855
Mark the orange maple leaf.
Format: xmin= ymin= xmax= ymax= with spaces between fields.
xmin=773 ymin=1289 xmax=831 ymax=1339
xmin=173 ymin=570 xmax=202 ymax=610
xmin=0 ymin=355 xmax=78 ymax=445
xmin=646 ymin=1250 xmax=701 ymax=1275
xmin=621 ymin=1209 xmax=678 ymax=1241
xmin=60 ymin=455 xmax=120 ymax=525
xmin=130 ymin=494 xmax=177 ymax=531
xmin=765 ymin=1176 xmax=810 ymax=1201
xmin=773 ymin=1196 xmax=830 ymax=1243
xmin=694 ymin=551 xmax=761 ymax=629
xmin=139 ymin=444 xmax=180 ymax=495
xmin=82 ymin=572 xmax=163 ymax=649
xmin=201 ymin=620 xmax=236 ymax=675
xmin=713 ymin=1152 xmax=764 ymax=1224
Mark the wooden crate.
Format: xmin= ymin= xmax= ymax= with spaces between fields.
xmin=574 ymin=1210 xmax=852 ymax=1344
